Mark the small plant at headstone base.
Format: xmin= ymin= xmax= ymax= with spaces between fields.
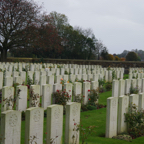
xmin=53 ymin=89 xmax=71 ymax=109
xmin=107 ymin=66 xmax=111 ymax=71
xmin=124 ymin=104 xmax=144 ymax=139
xmin=65 ymin=70 xmax=69 ymax=75
xmin=2 ymin=88 xmax=21 ymax=110
xmin=75 ymin=78 xmax=79 ymax=82
xmin=29 ymin=135 xmax=38 ymax=144
xmin=98 ymin=77 xmax=106 ymax=88
xmin=50 ymin=136 xmax=59 ymax=144
xmin=98 ymin=86 xmax=106 ymax=93
xmin=0 ymin=134 xmax=5 ymax=143
xmin=132 ymin=75 xmax=136 ymax=79
xmin=29 ymin=88 xmax=41 ymax=107
xmin=68 ymin=79 xmax=73 ymax=84
xmin=57 ymin=64 xmax=63 ymax=68
xmin=105 ymin=82 xmax=112 ymax=91
xmin=112 ymin=70 xmax=117 ymax=80
xmin=49 ymin=66 xmax=52 ymax=70
xmin=72 ymin=119 xmax=80 ymax=144
xmin=27 ymin=75 xmax=33 ymax=89
xmin=22 ymin=65 xmax=29 ymax=72
xmin=42 ymin=64 xmax=45 ymax=69
xmin=112 ymin=134 xmax=132 ymax=142
xmin=79 ymin=124 xmax=96 ymax=144
xmin=88 ymin=89 xmax=99 ymax=106
xmin=130 ymin=84 xmax=139 ymax=94
xmin=60 ymin=78 xmax=65 ymax=87
xmin=74 ymin=94 xmax=84 ymax=105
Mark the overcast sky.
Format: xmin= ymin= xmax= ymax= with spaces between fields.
xmin=35 ymin=0 xmax=144 ymax=54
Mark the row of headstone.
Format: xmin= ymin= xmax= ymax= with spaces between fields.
xmin=129 ymin=67 xmax=144 ymax=73
xmin=1 ymin=80 xmax=99 ymax=112
xmin=112 ymin=78 xmax=144 ymax=97
xmin=1 ymin=102 xmax=81 ymax=144
xmin=106 ymin=93 xmax=144 ymax=138
xmin=129 ymin=72 xmax=144 ymax=79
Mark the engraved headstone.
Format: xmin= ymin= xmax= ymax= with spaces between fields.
xmin=118 ymin=95 xmax=129 ymax=134
xmin=65 ymin=102 xmax=81 ymax=144
xmin=106 ymin=97 xmax=118 ymax=138
xmin=42 ymin=84 xmax=52 ymax=110
xmin=1 ymin=86 xmax=14 ymax=112
xmin=1 ymin=110 xmax=21 ymax=144
xmin=25 ymin=107 xmax=44 ymax=144
xmin=46 ymin=105 xmax=63 ymax=144
xmin=83 ymin=82 xmax=90 ymax=104
xmin=16 ymin=85 xmax=27 ymax=112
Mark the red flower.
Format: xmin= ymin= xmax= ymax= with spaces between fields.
xmin=57 ymin=90 xmax=59 ymax=92
xmin=88 ymin=90 xmax=90 ymax=92
xmin=89 ymin=98 xmax=91 ymax=101
xmin=74 ymin=123 xmax=76 ymax=125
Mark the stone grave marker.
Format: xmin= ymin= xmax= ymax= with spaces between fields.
xmin=42 ymin=84 xmax=52 ymax=110
xmin=16 ymin=85 xmax=27 ymax=112
xmin=83 ymin=82 xmax=90 ymax=104
xmin=112 ymin=80 xmax=119 ymax=97
xmin=118 ymin=95 xmax=129 ymax=134
xmin=30 ymin=85 xmax=40 ymax=107
xmin=106 ymin=97 xmax=118 ymax=138
xmin=46 ymin=105 xmax=63 ymax=144
xmin=25 ymin=107 xmax=44 ymax=144
xmin=1 ymin=110 xmax=21 ymax=144
xmin=65 ymin=102 xmax=81 ymax=144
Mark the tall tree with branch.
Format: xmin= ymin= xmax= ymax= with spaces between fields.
xmin=0 ymin=0 xmax=42 ymax=61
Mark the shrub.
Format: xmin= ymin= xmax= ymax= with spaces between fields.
xmin=98 ymin=87 xmax=106 ymax=93
xmin=105 ymin=82 xmax=112 ymax=91
xmin=125 ymin=104 xmax=144 ymax=139
xmin=88 ymin=89 xmax=99 ymax=105
xmin=130 ymin=84 xmax=139 ymax=94
xmin=53 ymin=90 xmax=71 ymax=107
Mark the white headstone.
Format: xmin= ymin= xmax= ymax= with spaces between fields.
xmin=1 ymin=86 xmax=14 ymax=112
xmin=106 ymin=97 xmax=118 ymax=138
xmin=112 ymin=80 xmax=119 ymax=97
xmin=83 ymin=82 xmax=90 ymax=104
xmin=65 ymin=102 xmax=81 ymax=144
xmin=42 ymin=84 xmax=52 ymax=110
xmin=25 ymin=107 xmax=44 ymax=144
xmin=118 ymin=95 xmax=129 ymax=134
xmin=1 ymin=110 xmax=21 ymax=144
xmin=30 ymin=85 xmax=40 ymax=107
xmin=16 ymin=85 xmax=27 ymax=112
xmin=46 ymin=105 xmax=63 ymax=144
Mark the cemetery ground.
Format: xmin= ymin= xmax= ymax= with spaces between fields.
xmin=1 ymin=90 xmax=144 ymax=143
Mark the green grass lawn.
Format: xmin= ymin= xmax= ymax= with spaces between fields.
xmin=123 ymin=74 xmax=129 ymax=80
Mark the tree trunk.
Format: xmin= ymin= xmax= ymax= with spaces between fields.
xmin=1 ymin=49 xmax=7 ymax=62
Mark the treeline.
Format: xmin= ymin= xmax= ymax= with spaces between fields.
xmin=117 ymin=49 xmax=143 ymax=61
xmin=10 ymin=11 xmax=108 ymax=60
